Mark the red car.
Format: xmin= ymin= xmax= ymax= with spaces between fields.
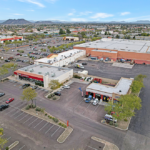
xmin=16 ymin=53 xmax=20 ymax=56
xmin=6 ymin=98 xmax=14 ymax=104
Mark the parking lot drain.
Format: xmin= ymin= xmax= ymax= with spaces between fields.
xmin=9 ymin=141 xmax=19 ymax=150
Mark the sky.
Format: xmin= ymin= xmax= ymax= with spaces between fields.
xmin=1 ymin=0 xmax=150 ymax=22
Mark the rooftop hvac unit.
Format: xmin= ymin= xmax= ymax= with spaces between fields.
xmin=30 ymin=69 xmax=34 ymax=72
xmin=40 ymin=65 xmax=43 ymax=68
xmin=38 ymin=72 xmax=42 ymax=74
xmin=25 ymin=69 xmax=28 ymax=71
xmin=51 ymin=73 xmax=55 ymax=77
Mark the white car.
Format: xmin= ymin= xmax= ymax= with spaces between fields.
xmin=104 ymin=114 xmax=117 ymax=123
xmin=93 ymin=98 xmax=99 ymax=106
xmin=62 ymin=85 xmax=70 ymax=89
xmin=12 ymin=50 xmax=14 ymax=52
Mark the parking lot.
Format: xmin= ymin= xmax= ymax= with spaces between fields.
xmin=58 ymin=82 xmax=106 ymax=123
xmin=0 ymin=81 xmax=65 ymax=149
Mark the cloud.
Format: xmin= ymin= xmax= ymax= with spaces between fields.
xmin=27 ymin=9 xmax=34 ymax=11
xmin=13 ymin=13 xmax=24 ymax=15
xmin=91 ymin=13 xmax=114 ymax=19
xmin=68 ymin=9 xmax=76 ymax=16
xmin=121 ymin=12 xmax=130 ymax=16
xmin=79 ymin=11 xmax=92 ymax=16
xmin=18 ymin=0 xmax=45 ymax=8
xmin=71 ymin=18 xmax=86 ymax=22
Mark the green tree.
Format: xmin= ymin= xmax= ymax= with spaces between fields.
xmin=0 ymin=128 xmax=7 ymax=149
xmin=131 ymin=80 xmax=144 ymax=93
xmin=49 ymin=80 xmax=61 ymax=90
xmin=105 ymin=31 xmax=107 ymax=35
xmin=113 ymin=95 xmax=141 ymax=120
xmin=116 ymin=35 xmax=120 ymax=39
xmin=135 ymin=74 xmax=147 ymax=82
xmin=59 ymin=29 xmax=65 ymax=34
xmin=66 ymin=29 xmax=71 ymax=34
xmin=21 ymin=87 xmax=37 ymax=106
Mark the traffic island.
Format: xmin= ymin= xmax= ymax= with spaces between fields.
xmin=91 ymin=136 xmax=119 ymax=150
xmin=101 ymin=118 xmax=131 ymax=131
xmin=57 ymin=127 xmax=73 ymax=143
xmin=22 ymin=106 xmax=67 ymax=128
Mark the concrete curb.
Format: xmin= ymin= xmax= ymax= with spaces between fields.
xmin=21 ymin=108 xmax=66 ymax=128
xmin=101 ymin=119 xmax=131 ymax=131
xmin=57 ymin=127 xmax=73 ymax=143
xmin=8 ymin=141 xmax=19 ymax=150
xmin=91 ymin=136 xmax=119 ymax=150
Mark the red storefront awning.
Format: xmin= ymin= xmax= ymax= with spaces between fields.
xmin=14 ymin=70 xmax=43 ymax=81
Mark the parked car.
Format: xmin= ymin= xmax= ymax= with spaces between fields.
xmin=5 ymin=60 xmax=10 ymax=62
xmin=6 ymin=98 xmax=14 ymax=104
xmin=16 ymin=53 xmax=20 ymax=56
xmin=54 ymin=91 xmax=61 ymax=96
xmin=22 ymin=84 xmax=30 ymax=89
xmin=93 ymin=98 xmax=99 ymax=106
xmin=16 ymin=59 xmax=22 ymax=62
xmin=12 ymin=50 xmax=14 ymax=52
xmin=104 ymin=114 xmax=117 ymax=123
xmin=82 ymin=63 xmax=87 ymax=65
xmin=30 ymin=85 xmax=38 ymax=90
xmin=0 ymin=104 xmax=9 ymax=111
xmin=22 ymin=54 xmax=28 ymax=57
xmin=85 ymin=95 xmax=92 ymax=103
xmin=0 ymin=93 xmax=5 ymax=97
xmin=62 ymin=85 xmax=70 ymax=89
xmin=8 ymin=57 xmax=14 ymax=60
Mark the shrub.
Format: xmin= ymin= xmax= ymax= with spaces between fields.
xmin=5 ymin=147 xmax=9 ymax=150
xmin=53 ymin=117 xmax=59 ymax=123
xmin=109 ymin=121 xmax=113 ymax=125
xmin=114 ymin=123 xmax=118 ymax=127
xmin=41 ymin=108 xmax=45 ymax=113
xmin=25 ymin=105 xmax=30 ymax=110
xmin=73 ymin=75 xmax=81 ymax=79
xmin=45 ymin=113 xmax=47 ymax=116
xmin=48 ymin=116 xmax=53 ymax=119
xmin=53 ymin=97 xmax=56 ymax=100
xmin=36 ymin=107 xmax=41 ymax=111
xmin=58 ymin=122 xmax=67 ymax=128
xmin=124 ymin=118 xmax=128 ymax=122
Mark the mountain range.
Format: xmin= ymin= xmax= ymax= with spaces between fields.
xmin=1 ymin=19 xmax=150 ymax=24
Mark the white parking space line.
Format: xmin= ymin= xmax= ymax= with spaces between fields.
xmin=28 ymin=118 xmax=38 ymax=126
xmin=10 ymin=109 xmax=21 ymax=117
xmin=82 ymin=103 xmax=92 ymax=115
xmin=92 ymin=105 xmax=99 ymax=115
xmin=14 ymin=112 xmax=24 ymax=119
xmin=87 ymin=145 xmax=98 ymax=150
xmin=0 ymin=137 xmax=11 ymax=146
xmin=0 ymin=134 xmax=5 ymax=137
xmin=23 ymin=116 xmax=34 ymax=124
xmin=45 ymin=125 xmax=54 ymax=134
xmin=19 ymin=145 xmax=25 ymax=150
xmin=39 ymin=122 xmax=49 ymax=131
xmin=18 ymin=113 xmax=29 ymax=121
xmin=4 ymin=108 xmax=17 ymax=115
xmin=51 ymin=127 xmax=60 ymax=137
xmin=33 ymin=120 xmax=43 ymax=128
xmin=73 ymin=100 xmax=84 ymax=111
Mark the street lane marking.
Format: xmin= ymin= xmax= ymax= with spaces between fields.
xmin=39 ymin=122 xmax=49 ymax=131
xmin=51 ymin=127 xmax=60 ymax=137
xmin=18 ymin=113 xmax=29 ymax=121
xmin=45 ymin=125 xmax=54 ymax=134
xmin=33 ymin=120 xmax=43 ymax=128
xmin=28 ymin=118 xmax=39 ymax=126
xmin=23 ymin=116 xmax=34 ymax=124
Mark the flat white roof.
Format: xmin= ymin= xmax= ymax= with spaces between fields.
xmin=87 ymin=77 xmax=133 ymax=95
xmin=92 ymin=49 xmax=117 ymax=53
xmin=19 ymin=64 xmax=72 ymax=78
xmin=35 ymin=49 xmax=84 ymax=63
xmin=75 ymin=38 xmax=150 ymax=53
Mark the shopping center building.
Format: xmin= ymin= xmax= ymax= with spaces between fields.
xmin=0 ymin=35 xmax=23 ymax=44
xmin=34 ymin=49 xmax=86 ymax=67
xmin=86 ymin=77 xmax=133 ymax=103
xmin=14 ymin=64 xmax=73 ymax=88
xmin=74 ymin=38 xmax=150 ymax=64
